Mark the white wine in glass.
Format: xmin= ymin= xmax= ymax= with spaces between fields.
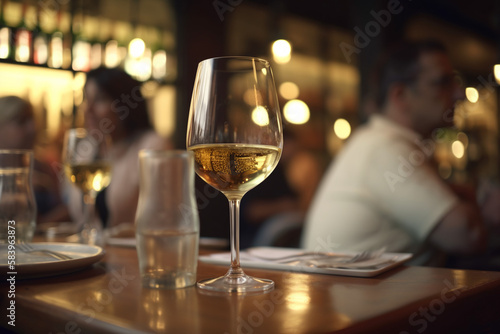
xmin=187 ymin=56 xmax=283 ymax=293
xmin=63 ymin=128 xmax=111 ymax=245
xmin=64 ymin=162 xmax=111 ymax=195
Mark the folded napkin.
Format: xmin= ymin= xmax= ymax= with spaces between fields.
xmin=200 ymin=247 xmax=412 ymax=278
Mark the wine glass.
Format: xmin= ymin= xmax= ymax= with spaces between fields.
xmin=63 ymin=128 xmax=111 ymax=246
xmin=186 ymin=56 xmax=283 ymax=293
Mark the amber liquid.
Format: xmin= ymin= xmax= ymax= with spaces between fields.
xmin=64 ymin=162 xmax=111 ymax=194
xmin=189 ymin=144 xmax=281 ymax=198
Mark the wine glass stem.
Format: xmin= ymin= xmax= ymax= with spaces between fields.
xmin=227 ymin=198 xmax=244 ymax=277
xmin=81 ymin=192 xmax=102 ymax=245
xmin=83 ymin=192 xmax=96 ymax=222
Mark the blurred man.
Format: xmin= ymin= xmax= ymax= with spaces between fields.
xmin=302 ymin=40 xmax=490 ymax=264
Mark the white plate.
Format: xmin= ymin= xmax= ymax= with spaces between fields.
xmin=1 ymin=242 xmax=105 ymax=279
xmin=199 ymin=247 xmax=412 ymax=278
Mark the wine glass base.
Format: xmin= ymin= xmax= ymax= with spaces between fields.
xmin=197 ymin=274 xmax=274 ymax=293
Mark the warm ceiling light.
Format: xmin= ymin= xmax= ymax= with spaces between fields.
xmin=465 ymin=87 xmax=479 ymax=103
xmin=494 ymin=64 xmax=500 ymax=85
xmin=283 ymin=99 xmax=309 ymax=124
xmin=272 ymin=39 xmax=292 ymax=64
xmin=333 ymin=118 xmax=351 ymax=140
xmin=129 ymin=38 xmax=146 ymax=58
xmin=251 ymin=106 xmax=269 ymax=126
xmin=451 ymin=140 xmax=465 ymax=159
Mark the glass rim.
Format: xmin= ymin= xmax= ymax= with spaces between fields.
xmin=139 ymin=149 xmax=193 ymax=159
xmin=198 ymin=56 xmax=271 ymax=67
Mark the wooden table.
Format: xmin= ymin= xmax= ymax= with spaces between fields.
xmin=2 ymin=245 xmax=500 ymax=334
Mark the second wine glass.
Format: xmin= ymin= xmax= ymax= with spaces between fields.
xmin=63 ymin=128 xmax=111 ymax=246
xmin=187 ymin=56 xmax=283 ymax=293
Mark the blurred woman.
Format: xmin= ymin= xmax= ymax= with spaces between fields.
xmin=78 ymin=67 xmax=172 ymax=228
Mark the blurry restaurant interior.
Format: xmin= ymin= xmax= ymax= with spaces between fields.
xmin=1 ymin=0 xmax=499 ymax=243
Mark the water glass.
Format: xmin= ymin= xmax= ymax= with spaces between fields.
xmin=0 ymin=150 xmax=37 ymax=244
xmin=135 ymin=150 xmax=200 ymax=289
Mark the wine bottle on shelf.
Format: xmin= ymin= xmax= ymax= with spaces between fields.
xmin=88 ymin=16 xmax=103 ymax=69
xmin=33 ymin=3 xmax=48 ymax=65
xmin=152 ymin=28 xmax=168 ymax=81
xmin=0 ymin=0 xmax=13 ymax=60
xmin=97 ymin=17 xmax=113 ymax=68
xmin=48 ymin=8 xmax=65 ymax=68
xmin=60 ymin=8 xmax=72 ymax=69
xmin=71 ymin=7 xmax=90 ymax=72
xmin=14 ymin=2 xmax=32 ymax=63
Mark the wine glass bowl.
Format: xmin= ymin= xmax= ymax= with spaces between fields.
xmin=190 ymin=144 xmax=281 ymax=200
xmin=187 ymin=56 xmax=283 ymax=293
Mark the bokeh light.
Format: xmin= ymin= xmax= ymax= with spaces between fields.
xmin=465 ymin=87 xmax=479 ymax=103
xmin=129 ymin=38 xmax=146 ymax=58
xmin=279 ymin=82 xmax=299 ymax=100
xmin=283 ymin=99 xmax=309 ymax=124
xmin=494 ymin=64 xmax=500 ymax=85
xmin=272 ymin=39 xmax=292 ymax=64
xmin=333 ymin=118 xmax=351 ymax=140
xmin=252 ymin=106 xmax=270 ymax=126
xmin=451 ymin=140 xmax=465 ymax=158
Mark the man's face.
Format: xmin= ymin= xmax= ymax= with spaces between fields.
xmin=406 ymin=51 xmax=464 ymax=136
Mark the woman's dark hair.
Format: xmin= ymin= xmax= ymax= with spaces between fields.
xmin=85 ymin=67 xmax=152 ymax=135
xmin=371 ymin=39 xmax=448 ymax=109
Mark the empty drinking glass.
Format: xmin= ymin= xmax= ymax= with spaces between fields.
xmin=0 ymin=150 xmax=37 ymax=244
xmin=135 ymin=150 xmax=200 ymax=289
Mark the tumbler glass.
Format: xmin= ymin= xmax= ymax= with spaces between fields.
xmin=0 ymin=150 xmax=37 ymax=244
xmin=135 ymin=150 xmax=200 ymax=289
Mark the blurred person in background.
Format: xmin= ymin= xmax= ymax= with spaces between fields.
xmin=0 ymin=95 xmax=69 ymax=224
xmin=67 ymin=67 xmax=172 ymax=229
xmin=302 ymin=40 xmax=499 ymax=266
